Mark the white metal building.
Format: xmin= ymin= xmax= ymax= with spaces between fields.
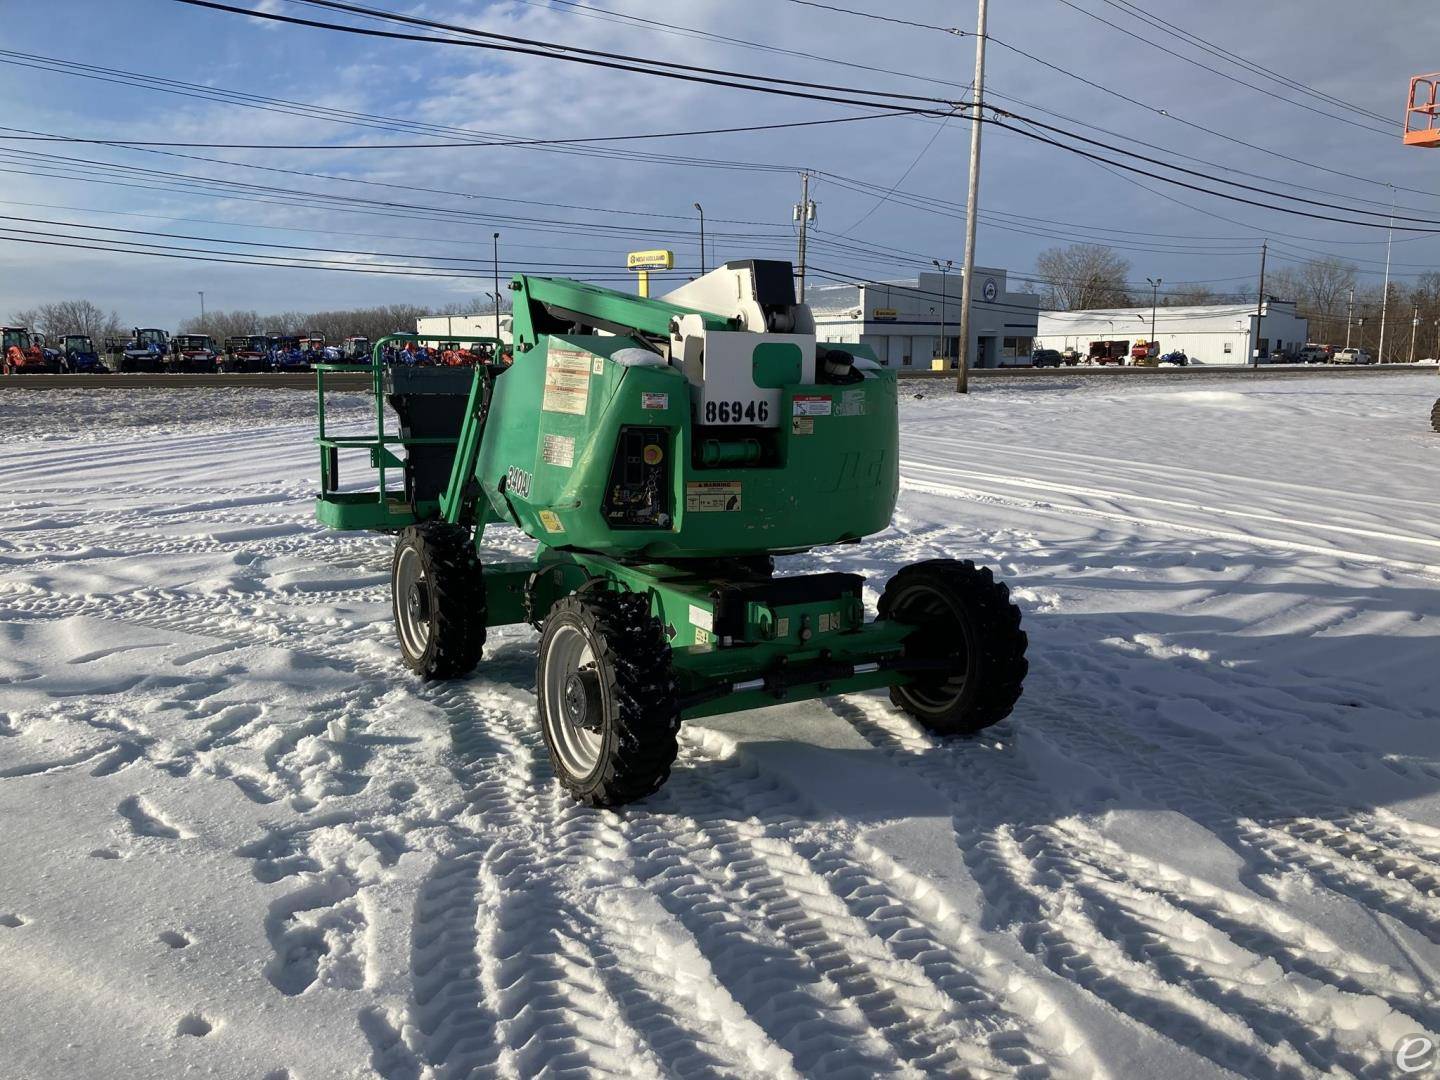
xmin=1036 ymin=299 xmax=1309 ymax=365
xmin=414 ymin=311 xmax=512 ymax=345
xmin=808 ymin=268 xmax=1040 ymax=368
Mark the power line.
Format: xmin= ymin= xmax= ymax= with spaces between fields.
xmin=0 ymin=110 xmax=911 ymax=151
xmin=1097 ymin=0 xmax=1392 ymax=127
xmin=1049 ymin=0 xmax=1392 ymax=138
xmin=778 ymin=0 xmax=959 ymax=33
xmin=169 ymin=0 xmax=959 ymax=113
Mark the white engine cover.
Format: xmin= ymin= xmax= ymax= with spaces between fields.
xmin=678 ymin=327 xmax=815 ymax=428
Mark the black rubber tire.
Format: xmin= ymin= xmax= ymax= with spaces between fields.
xmin=536 ymin=591 xmax=679 ymax=807
xmin=1431 ymin=397 xmax=1440 ymax=433
xmin=878 ymin=559 xmax=1028 ymax=735
xmin=391 ymin=522 xmax=485 ymax=680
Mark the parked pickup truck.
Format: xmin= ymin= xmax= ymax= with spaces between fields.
xmin=1332 ymin=347 xmax=1374 ymax=365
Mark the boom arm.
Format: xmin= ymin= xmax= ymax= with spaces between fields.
xmin=509 ymin=274 xmax=734 ymax=350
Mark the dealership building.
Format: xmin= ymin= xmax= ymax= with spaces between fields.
xmin=808 ymin=267 xmax=1040 ymax=368
xmin=1035 ymin=299 xmax=1309 ymax=365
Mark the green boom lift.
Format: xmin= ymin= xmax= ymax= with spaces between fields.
xmin=314 ymin=259 xmax=1028 ymax=806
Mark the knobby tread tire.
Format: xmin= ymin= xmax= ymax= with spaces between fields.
xmin=879 ymin=558 xmax=1028 ymax=736
xmin=392 ymin=522 xmax=485 ymax=680
xmin=538 ymin=591 xmax=679 ymax=807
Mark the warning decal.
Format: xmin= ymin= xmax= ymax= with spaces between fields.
xmin=542 ymin=348 xmax=593 ymax=415
xmin=685 ymin=481 xmax=742 ymax=512
xmin=538 ymin=509 xmax=565 ymax=533
xmin=641 ymin=391 xmax=669 ymax=410
xmin=791 ymin=416 xmax=814 ymax=436
xmin=793 ymin=395 xmax=832 ymax=417
xmin=541 ymin=433 xmax=575 ymax=468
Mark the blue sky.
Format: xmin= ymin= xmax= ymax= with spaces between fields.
xmin=3 ymin=0 xmax=1439 ymax=325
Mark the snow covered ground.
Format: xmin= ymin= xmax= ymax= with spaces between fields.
xmin=1 ymin=374 xmax=1438 ymax=1079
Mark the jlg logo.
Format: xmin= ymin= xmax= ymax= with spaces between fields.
xmin=506 ymin=466 xmax=533 ymax=498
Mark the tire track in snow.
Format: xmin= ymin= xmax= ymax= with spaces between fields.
xmin=828 ymin=696 xmax=1422 ymax=1076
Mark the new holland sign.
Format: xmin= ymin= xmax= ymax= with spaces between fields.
xmin=626 ymin=249 xmax=674 ymax=270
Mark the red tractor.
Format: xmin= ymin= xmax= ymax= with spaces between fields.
xmin=2 ymin=326 xmax=59 ymax=374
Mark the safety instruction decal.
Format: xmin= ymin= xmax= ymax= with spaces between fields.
xmin=793 ymin=395 xmax=832 ymax=417
xmin=791 ymin=417 xmax=814 ymax=436
xmin=641 ymin=391 xmax=669 ymax=410
xmin=688 ymin=604 xmax=713 ymax=633
xmin=837 ymin=389 xmax=867 ymax=417
xmin=542 ymin=348 xmax=593 ymax=415
xmin=541 ymin=433 xmax=575 ymax=468
xmin=538 ymin=509 xmax=565 ymax=533
xmin=685 ymin=481 xmax=742 ymax=512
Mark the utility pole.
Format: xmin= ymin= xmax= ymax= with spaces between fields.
xmin=1411 ymin=305 xmax=1420 ymax=365
xmin=1378 ymin=184 xmax=1395 ymax=363
xmin=955 ymin=0 xmax=988 ymax=395
xmin=793 ymin=172 xmax=814 ymax=302
xmin=1146 ymin=277 xmax=1162 ymax=346
xmin=197 ymin=291 xmax=205 ymax=335
xmin=1252 ymin=240 xmax=1267 ymax=369
xmin=1345 ymin=285 xmax=1354 ymax=349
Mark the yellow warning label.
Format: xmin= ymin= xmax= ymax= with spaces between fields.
xmin=685 ymin=481 xmax=742 ymax=512
xmin=542 ymin=348 xmax=593 ymax=415
xmin=538 ymin=509 xmax=564 ymax=533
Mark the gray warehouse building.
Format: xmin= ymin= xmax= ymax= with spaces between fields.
xmin=808 ymin=268 xmax=1040 ymax=369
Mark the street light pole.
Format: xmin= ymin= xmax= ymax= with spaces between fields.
xmin=955 ymin=0 xmax=987 ymax=395
xmin=933 ymin=259 xmax=953 ymax=370
xmin=1411 ymin=305 xmax=1420 ymax=365
xmin=1146 ymin=277 xmax=1161 ymax=347
xmin=492 ymin=232 xmax=501 ymax=338
xmin=693 ymin=202 xmax=706 ymax=275
xmin=1345 ymin=285 xmax=1354 ymax=349
xmin=1378 ymin=184 xmax=1395 ymax=363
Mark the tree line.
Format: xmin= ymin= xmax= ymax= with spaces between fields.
xmin=8 ymin=298 xmax=510 ymax=346
xmin=1030 ymin=242 xmax=1440 ymax=361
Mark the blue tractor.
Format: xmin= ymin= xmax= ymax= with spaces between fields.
xmin=60 ymin=334 xmax=106 ymax=373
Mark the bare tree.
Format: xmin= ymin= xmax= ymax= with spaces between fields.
xmin=1163 ymin=285 xmax=1219 ymax=306
xmin=8 ymin=300 xmax=123 ymax=341
xmin=1033 ymin=244 xmax=1132 ymax=310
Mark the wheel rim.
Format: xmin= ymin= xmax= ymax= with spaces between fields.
xmin=394 ymin=545 xmax=431 ymax=659
xmin=542 ymin=622 xmax=604 ymax=780
xmin=891 ymin=580 xmax=971 ymax=711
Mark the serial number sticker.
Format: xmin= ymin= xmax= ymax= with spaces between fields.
xmin=685 ymin=481 xmax=741 ymax=513
xmin=791 ymin=416 xmax=815 ymax=436
xmin=592 ymin=357 xmax=606 ymax=375
xmin=538 ymin=509 xmax=564 ymax=533
xmin=793 ymin=395 xmax=832 ymax=417
xmin=542 ymin=348 xmax=593 ymax=415
xmin=641 ymin=391 xmax=669 ymax=410
xmin=541 ymin=433 xmax=575 ymax=468
xmin=688 ymin=604 xmax=713 ymax=633
xmin=837 ymin=389 xmax=867 ymax=417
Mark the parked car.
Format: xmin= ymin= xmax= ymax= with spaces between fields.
xmin=1032 ymin=348 xmax=1064 ymax=368
xmin=1332 ymin=347 xmax=1374 ymax=365
xmin=1299 ymin=343 xmax=1333 ymax=364
xmin=60 ymin=334 xmax=106 ymax=373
